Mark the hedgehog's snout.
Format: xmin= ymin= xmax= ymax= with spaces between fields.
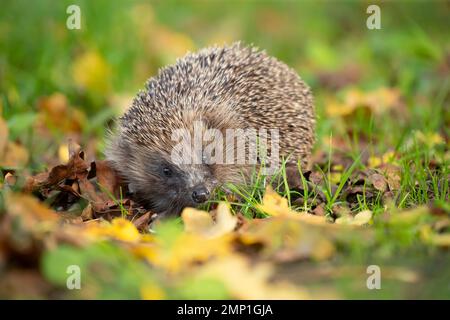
xmin=191 ymin=184 xmax=210 ymax=204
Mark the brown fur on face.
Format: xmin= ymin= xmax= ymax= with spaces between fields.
xmin=106 ymin=43 xmax=315 ymax=216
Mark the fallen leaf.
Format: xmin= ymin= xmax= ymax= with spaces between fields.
xmin=72 ymin=51 xmax=111 ymax=95
xmin=326 ymin=87 xmax=403 ymax=118
xmin=335 ymin=210 xmax=372 ymax=226
xmin=141 ymin=283 xmax=166 ymax=300
xmin=4 ymin=172 xmax=16 ymax=187
xmin=37 ymin=93 xmax=85 ymax=133
xmin=239 ymin=216 xmax=336 ymax=262
xmin=257 ymin=186 xmax=328 ymax=225
xmin=352 ymin=210 xmax=373 ymax=226
xmin=0 ymin=141 xmax=29 ymax=168
xmin=93 ymin=160 xmax=122 ymax=196
xmin=84 ymin=218 xmax=141 ymax=243
xmin=429 ymin=233 xmax=450 ymax=247
xmin=380 ymin=163 xmax=401 ymax=191
xmin=369 ymin=173 xmax=387 ymax=192
xmin=132 ymin=212 xmax=152 ymax=231
xmin=5 ymin=193 xmax=59 ymax=230
xmin=182 ymin=202 xmax=237 ymax=238
xmin=197 ymin=255 xmax=309 ymax=299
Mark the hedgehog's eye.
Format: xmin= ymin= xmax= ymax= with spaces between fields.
xmin=162 ymin=167 xmax=172 ymax=177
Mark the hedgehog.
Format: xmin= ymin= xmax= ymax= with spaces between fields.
xmin=106 ymin=43 xmax=315 ymax=217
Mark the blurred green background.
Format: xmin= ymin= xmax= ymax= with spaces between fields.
xmin=1 ymin=0 xmax=449 ymax=162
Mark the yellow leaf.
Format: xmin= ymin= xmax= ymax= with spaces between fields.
xmin=414 ymin=131 xmax=445 ymax=148
xmin=335 ymin=210 xmax=372 ymax=226
xmin=429 ymin=233 xmax=450 ymax=247
xmin=257 ymin=186 xmax=328 ymax=225
xmin=352 ymin=210 xmax=373 ymax=226
xmin=256 ymin=186 xmax=292 ymax=217
xmin=141 ymin=283 xmax=166 ymax=300
xmin=109 ymin=218 xmax=141 ymax=242
xmin=325 ymin=101 xmax=355 ymax=117
xmin=368 ymin=156 xmax=382 ymax=168
xmin=382 ymin=151 xmax=396 ymax=163
xmin=326 ymin=87 xmax=402 ymax=118
xmin=58 ymin=143 xmax=70 ymax=163
xmin=0 ymin=117 xmax=29 ymax=168
xmin=152 ymin=26 xmax=195 ymax=63
xmin=72 ymin=51 xmax=111 ymax=95
xmin=84 ymin=218 xmax=141 ymax=243
xmin=368 ymin=151 xmax=397 ymax=168
xmin=334 ymin=215 xmax=352 ymax=225
xmin=182 ymin=202 xmax=237 ymax=238
xmin=136 ymin=232 xmax=232 ymax=273
xmin=197 ymin=255 xmax=309 ymax=299
xmin=239 ymin=215 xmax=336 ymax=261
xmin=311 ymin=237 xmax=336 ymax=260
xmin=329 ymin=172 xmax=342 ymax=184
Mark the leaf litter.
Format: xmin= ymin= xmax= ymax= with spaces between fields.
xmin=0 ymin=133 xmax=449 ymax=299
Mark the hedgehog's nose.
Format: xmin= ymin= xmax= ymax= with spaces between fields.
xmin=192 ymin=185 xmax=210 ymax=203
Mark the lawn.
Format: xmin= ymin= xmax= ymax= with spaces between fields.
xmin=0 ymin=0 xmax=449 ymax=299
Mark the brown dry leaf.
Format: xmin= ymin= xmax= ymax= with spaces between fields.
xmin=312 ymin=203 xmax=326 ymax=216
xmin=380 ymin=163 xmax=401 ymax=191
xmin=0 ymin=141 xmax=29 ymax=169
xmin=0 ymin=269 xmax=53 ymax=299
xmin=369 ymin=173 xmax=387 ymax=192
xmin=317 ymin=65 xmax=361 ymax=90
xmin=81 ymin=204 xmax=94 ymax=221
xmin=92 ymin=160 xmax=122 ymax=196
xmin=309 ymin=170 xmax=324 ymax=186
xmin=24 ymin=140 xmax=89 ymax=193
xmin=37 ymin=93 xmax=85 ymax=133
xmin=132 ymin=212 xmax=152 ymax=231
xmin=78 ymin=176 xmax=111 ymax=212
xmin=5 ymin=193 xmax=59 ymax=230
xmin=21 ymin=142 xmax=131 ymax=218
xmin=23 ymin=172 xmax=50 ymax=193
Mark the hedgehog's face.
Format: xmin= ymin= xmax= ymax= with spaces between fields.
xmin=108 ymin=116 xmax=248 ymax=217
xmin=130 ymin=154 xmax=220 ymax=217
